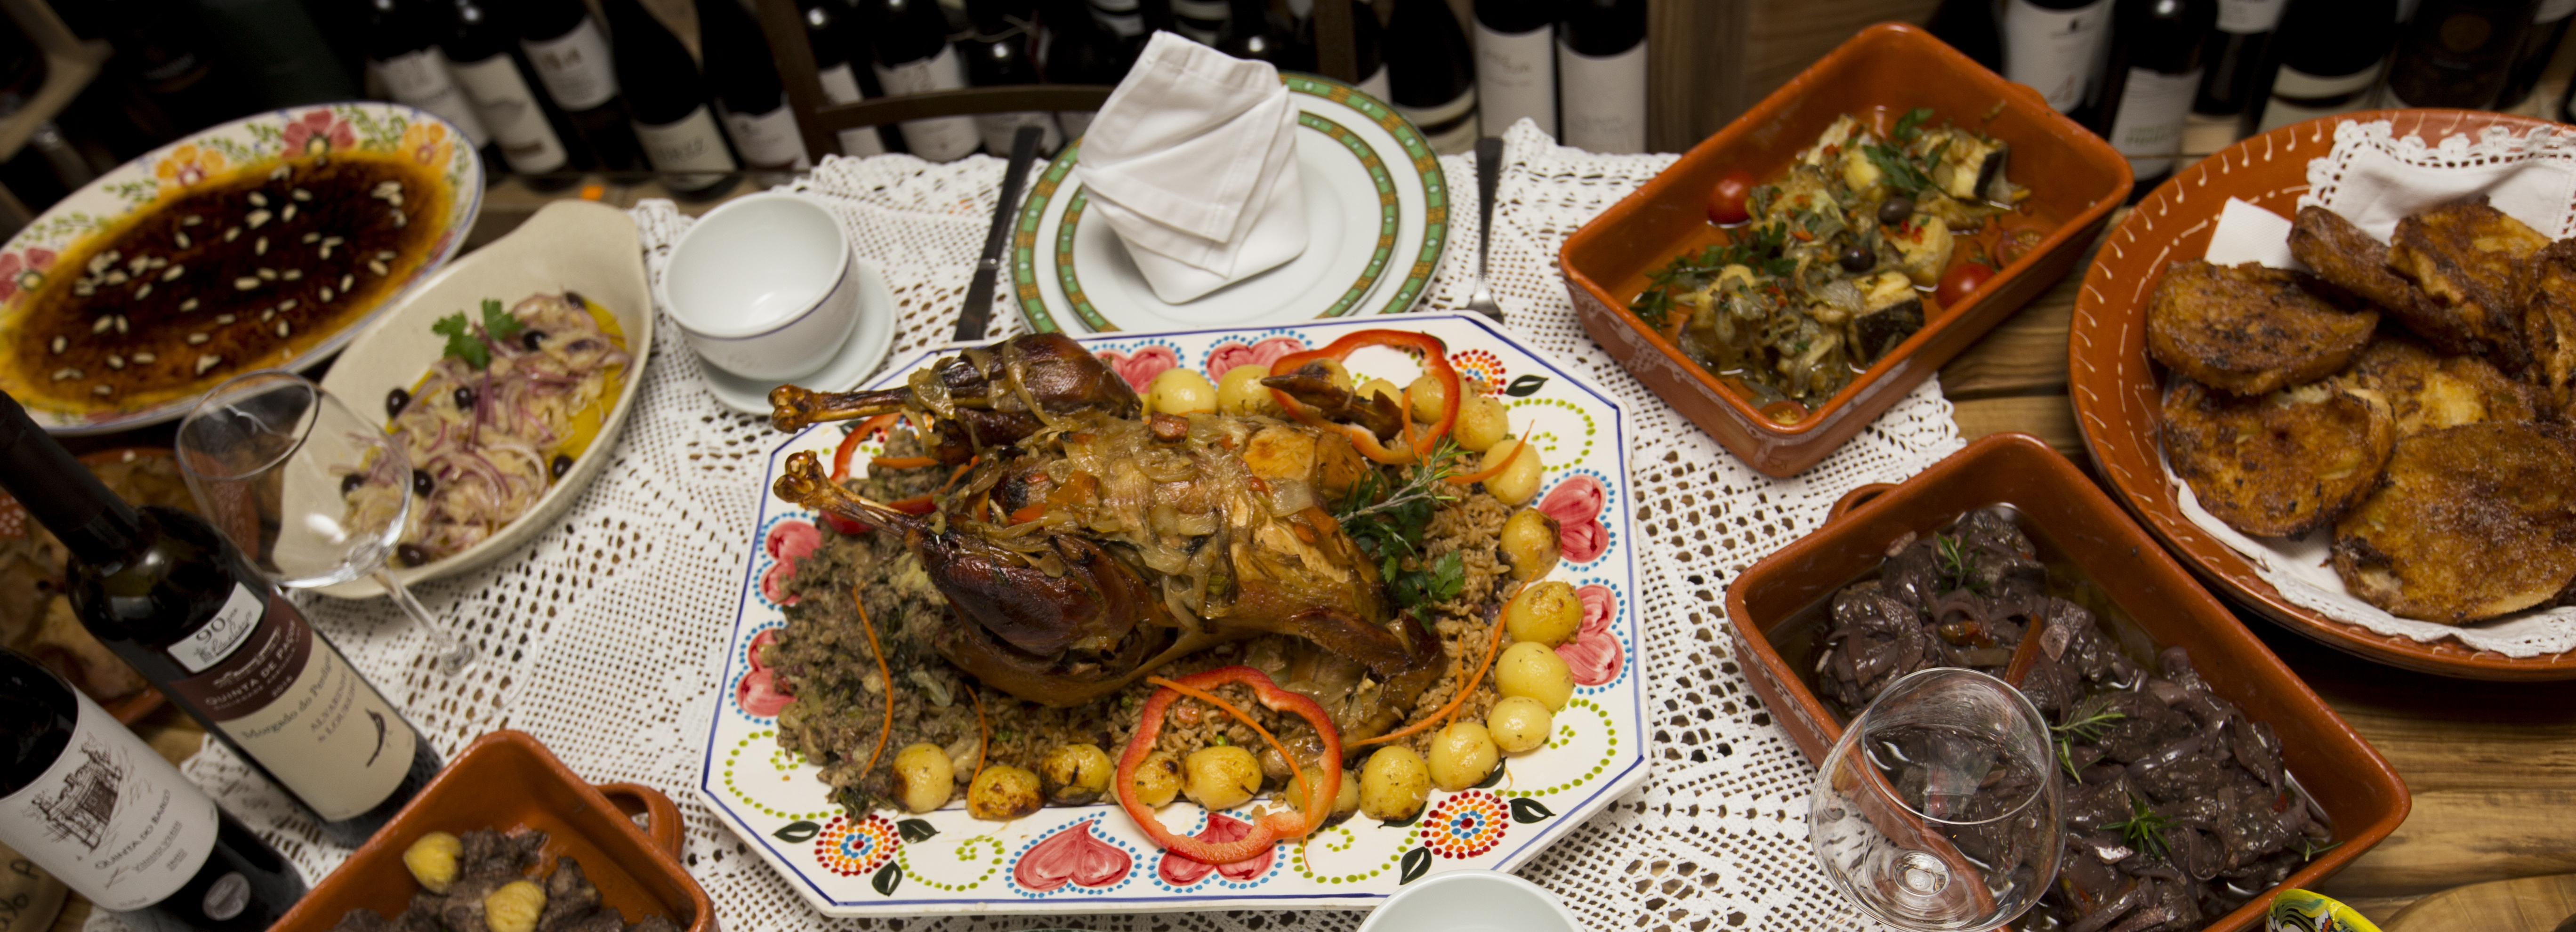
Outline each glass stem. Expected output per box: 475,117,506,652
372,569,475,675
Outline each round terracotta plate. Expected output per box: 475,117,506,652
2069,108,2576,681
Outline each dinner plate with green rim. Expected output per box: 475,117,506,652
1011,74,1448,333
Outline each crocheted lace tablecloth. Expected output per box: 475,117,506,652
96,121,1962,932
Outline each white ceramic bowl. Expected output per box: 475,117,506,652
1354,870,1583,932
659,192,858,380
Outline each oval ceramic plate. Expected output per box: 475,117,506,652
314,201,649,596
0,102,482,434
1012,74,1448,333
2068,109,2576,681
699,314,1645,916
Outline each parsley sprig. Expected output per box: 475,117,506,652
431,298,523,370
1629,220,1796,329
1336,442,1472,633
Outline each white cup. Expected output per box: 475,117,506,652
659,192,861,381
1355,870,1582,932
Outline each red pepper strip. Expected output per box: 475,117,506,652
1115,666,1342,865
869,455,940,470
829,413,902,482
1264,329,1459,465
1446,437,1523,485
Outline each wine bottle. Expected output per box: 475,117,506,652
1219,0,1304,65
963,0,1065,156
2193,0,2286,114
2001,0,2116,117
1092,0,1147,39
869,0,984,161
0,650,306,932
1927,0,2004,71
2094,0,2216,191
698,0,812,171
1173,0,1231,43
2239,0,2399,134
1474,0,1556,138
1039,0,1127,138
2384,0,2537,109
195,0,359,107
362,0,499,170
1350,0,1390,100
445,0,586,187
603,0,741,197
1558,0,1646,153
519,0,644,169
1388,0,1479,155
800,0,891,156
2497,0,2576,107
0,395,443,851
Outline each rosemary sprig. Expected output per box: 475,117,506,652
2050,694,2125,782
1336,442,1474,633
1935,534,1985,595
2296,838,2341,862
2106,795,2173,861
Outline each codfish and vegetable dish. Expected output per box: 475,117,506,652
752,330,1585,865
1631,107,2037,422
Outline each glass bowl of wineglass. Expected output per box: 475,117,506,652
1808,667,2060,932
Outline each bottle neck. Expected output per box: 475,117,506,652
0,395,145,567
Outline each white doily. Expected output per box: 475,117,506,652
92,121,1962,932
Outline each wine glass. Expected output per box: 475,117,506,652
174,370,476,675
1808,667,2060,932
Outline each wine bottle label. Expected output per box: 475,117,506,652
1474,21,1555,137
2544,0,2576,23
974,112,1063,159
875,47,982,162
634,106,741,191
523,18,619,111
373,50,494,147
1091,0,1144,38
165,585,419,821
2215,0,2288,34
2106,66,2201,176
1394,88,1480,156
2001,0,2114,113
2256,64,2383,132
1559,40,1647,154
449,53,572,174
1357,66,1392,104
0,690,217,911
722,96,813,170
1172,0,1226,43
816,64,887,157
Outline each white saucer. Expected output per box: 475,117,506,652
697,257,897,416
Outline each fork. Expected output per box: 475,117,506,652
1463,136,1506,324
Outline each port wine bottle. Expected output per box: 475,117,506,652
1387,0,1479,154
1558,0,1646,153
1473,0,1555,137
361,0,499,169
2094,0,2216,190
2383,0,2538,108
697,0,811,171
1039,0,1127,137
800,0,892,156
444,0,586,188
2497,0,2574,107
963,0,1064,155
2239,0,2399,133
519,0,644,169
2193,0,2286,115
603,0,741,197
2001,0,2115,117
869,0,983,161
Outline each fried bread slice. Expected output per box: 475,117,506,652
2146,260,2378,396
2163,376,2394,537
2290,206,2427,314
2332,421,2576,624
2524,238,2576,421
2342,334,2535,436
2386,195,2550,369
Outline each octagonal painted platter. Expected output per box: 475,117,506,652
698,313,1647,916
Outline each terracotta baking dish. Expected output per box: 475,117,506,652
1723,434,2408,932
271,730,716,932
1561,22,2130,477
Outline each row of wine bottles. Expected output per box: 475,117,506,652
1932,0,2576,192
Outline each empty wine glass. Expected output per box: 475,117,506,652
175,370,475,675
1808,667,2060,932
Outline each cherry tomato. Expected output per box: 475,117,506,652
1706,169,1755,225
1935,261,1995,309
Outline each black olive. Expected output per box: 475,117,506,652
1838,245,1875,272
563,290,588,309
340,473,364,495
522,329,547,351
411,468,435,496
453,386,475,410
386,387,411,418
395,543,429,568
1877,196,1915,227
550,453,573,481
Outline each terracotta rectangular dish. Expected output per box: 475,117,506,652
1560,23,2130,477
270,730,716,932
1722,433,2407,932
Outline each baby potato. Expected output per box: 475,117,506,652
1358,377,1403,409
1332,765,1361,819
1183,746,1264,811
1039,744,1114,805
1288,762,1352,817
967,765,1044,820
1480,437,1546,505
1454,395,1510,451
1148,368,1218,416
1427,722,1500,791
1359,747,1430,822
1406,372,1453,423
401,831,462,893
1495,641,1575,710
1315,358,1354,391
1129,750,1183,808
1487,696,1555,754
891,742,955,813
1499,508,1562,580
1216,364,1277,416
1505,580,1583,646
483,880,547,932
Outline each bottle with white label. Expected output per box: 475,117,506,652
698,0,812,171
445,0,585,188
800,0,891,156
2094,0,2216,191
869,0,984,161
1558,0,1645,153
604,0,741,198
2192,0,2286,115
0,394,443,851
2002,0,2116,119
519,0,644,169
362,0,498,170
2238,0,2399,135
1388,0,1480,154
1474,0,1556,138
1,650,306,932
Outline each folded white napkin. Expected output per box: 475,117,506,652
1078,32,1307,304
